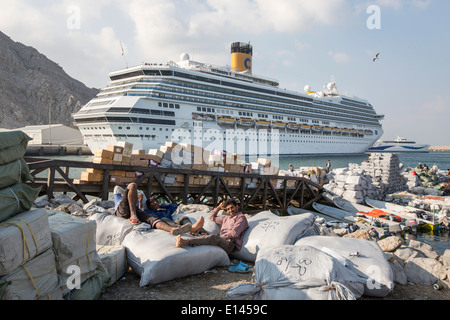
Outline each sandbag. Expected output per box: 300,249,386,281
0,129,31,165
123,228,230,286
89,212,135,246
231,211,318,262
0,158,34,189
0,183,41,223
295,236,394,297
0,208,53,276
96,245,128,287
47,211,97,263
227,245,365,300
0,248,61,300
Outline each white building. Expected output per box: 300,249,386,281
17,124,84,145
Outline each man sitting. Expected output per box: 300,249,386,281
176,198,249,254
113,183,204,235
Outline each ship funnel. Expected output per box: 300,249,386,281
231,42,252,74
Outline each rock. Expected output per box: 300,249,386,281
404,258,447,284
394,246,425,261
439,249,450,269
407,239,439,260
0,31,98,129
34,195,51,208
68,203,85,216
386,253,408,285
378,236,403,252
343,229,370,240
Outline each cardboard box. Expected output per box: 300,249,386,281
117,141,133,156
132,149,146,155
80,171,103,182
94,149,114,160
86,168,105,174
121,156,130,165
93,157,113,165
113,153,123,162
111,170,126,177
257,158,271,167
106,145,124,154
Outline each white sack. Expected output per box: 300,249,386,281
295,236,394,297
89,212,134,246
231,211,317,262
227,245,364,300
0,208,52,276
123,228,230,286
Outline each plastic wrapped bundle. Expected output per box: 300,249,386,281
0,208,53,276
1,249,61,300
0,183,41,223
0,158,34,189
0,129,31,165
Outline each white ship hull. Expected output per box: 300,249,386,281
74,43,384,156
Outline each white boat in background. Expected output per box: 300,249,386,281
365,198,440,231
368,136,430,153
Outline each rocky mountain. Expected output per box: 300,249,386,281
0,31,99,129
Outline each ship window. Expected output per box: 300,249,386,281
158,102,162,107
163,103,168,108
169,104,174,108
175,104,180,109
202,107,206,112
197,107,201,111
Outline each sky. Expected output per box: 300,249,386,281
0,0,449,145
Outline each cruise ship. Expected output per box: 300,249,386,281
73,42,384,156
368,137,430,153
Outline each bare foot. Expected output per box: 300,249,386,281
190,216,205,235
176,235,190,247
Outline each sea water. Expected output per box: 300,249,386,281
38,152,450,254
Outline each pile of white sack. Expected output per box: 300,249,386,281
324,153,409,204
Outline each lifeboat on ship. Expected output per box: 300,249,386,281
287,122,300,130
272,121,286,129
255,119,271,128
311,125,321,132
217,116,236,126
300,124,312,131
238,117,254,127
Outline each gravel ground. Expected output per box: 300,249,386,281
98,265,450,301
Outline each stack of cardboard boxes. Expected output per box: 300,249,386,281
76,141,312,189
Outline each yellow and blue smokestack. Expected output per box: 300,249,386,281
231,42,252,74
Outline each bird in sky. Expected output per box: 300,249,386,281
373,53,380,62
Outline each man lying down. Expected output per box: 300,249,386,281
113,182,204,236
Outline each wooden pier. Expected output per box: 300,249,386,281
25,157,324,213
